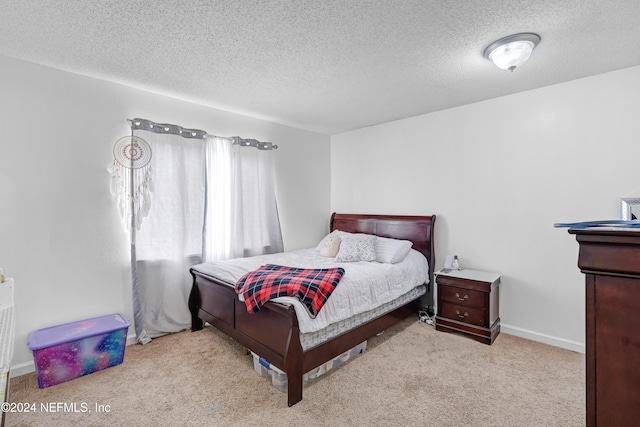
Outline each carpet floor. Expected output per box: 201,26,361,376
7,317,585,426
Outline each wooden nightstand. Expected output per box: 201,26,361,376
435,269,501,345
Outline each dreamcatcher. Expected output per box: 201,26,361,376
109,135,153,234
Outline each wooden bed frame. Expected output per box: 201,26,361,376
188,212,436,406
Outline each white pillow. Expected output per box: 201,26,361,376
335,234,377,262
316,230,352,250
376,236,413,264
319,235,341,257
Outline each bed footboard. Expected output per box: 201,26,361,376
189,268,421,406
189,269,305,406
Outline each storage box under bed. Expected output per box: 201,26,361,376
251,341,367,392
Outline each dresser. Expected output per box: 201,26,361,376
570,228,640,426
435,269,501,345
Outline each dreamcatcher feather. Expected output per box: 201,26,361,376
109,135,153,236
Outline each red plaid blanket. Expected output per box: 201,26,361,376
235,264,346,317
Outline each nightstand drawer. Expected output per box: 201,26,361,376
439,303,485,327
439,286,485,308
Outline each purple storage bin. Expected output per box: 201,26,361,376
28,313,130,388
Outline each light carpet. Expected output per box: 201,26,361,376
7,317,585,426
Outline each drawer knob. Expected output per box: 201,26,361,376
455,293,468,301
455,310,469,319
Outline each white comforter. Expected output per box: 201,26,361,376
191,248,429,334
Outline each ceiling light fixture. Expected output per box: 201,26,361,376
484,33,541,72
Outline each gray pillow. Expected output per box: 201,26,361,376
335,234,377,262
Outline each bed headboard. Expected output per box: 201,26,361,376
330,212,437,284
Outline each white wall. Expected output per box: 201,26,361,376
331,65,640,352
0,55,331,374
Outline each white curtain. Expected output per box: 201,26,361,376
203,136,232,261
229,140,283,258
134,130,206,339
124,120,283,342
203,136,283,261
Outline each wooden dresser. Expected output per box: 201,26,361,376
435,269,501,345
570,228,640,426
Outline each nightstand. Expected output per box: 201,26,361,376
435,269,501,345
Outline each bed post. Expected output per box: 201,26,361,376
188,270,203,331
284,308,304,406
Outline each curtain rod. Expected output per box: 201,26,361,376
127,118,278,150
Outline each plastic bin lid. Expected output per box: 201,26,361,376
28,313,130,350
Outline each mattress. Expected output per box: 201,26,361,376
300,284,425,350
191,247,429,334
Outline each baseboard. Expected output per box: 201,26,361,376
126,332,138,346
500,323,585,354
9,361,35,378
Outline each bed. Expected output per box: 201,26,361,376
188,212,436,406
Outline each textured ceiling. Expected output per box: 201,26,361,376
2,1,640,135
